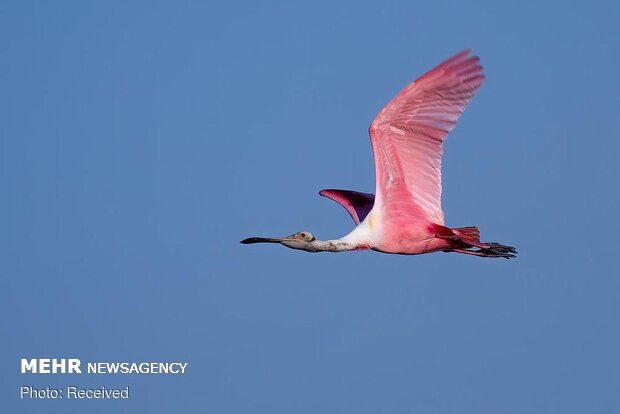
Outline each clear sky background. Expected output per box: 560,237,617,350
2,1,619,413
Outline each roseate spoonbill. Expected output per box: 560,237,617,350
241,50,516,258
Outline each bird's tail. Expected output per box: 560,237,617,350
431,223,517,259
452,225,517,259
452,226,480,242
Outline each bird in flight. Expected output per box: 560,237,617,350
242,50,516,258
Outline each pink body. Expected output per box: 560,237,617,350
322,50,493,255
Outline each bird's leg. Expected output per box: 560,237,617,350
452,242,517,259
451,248,504,258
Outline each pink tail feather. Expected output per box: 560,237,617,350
452,226,480,242
430,223,516,259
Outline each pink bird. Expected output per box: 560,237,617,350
242,50,516,258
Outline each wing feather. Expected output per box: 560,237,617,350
319,189,375,225
369,50,484,224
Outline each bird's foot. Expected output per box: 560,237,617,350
453,242,517,259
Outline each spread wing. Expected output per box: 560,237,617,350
368,50,484,225
319,189,375,225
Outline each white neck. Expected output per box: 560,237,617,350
307,219,374,252
305,239,361,252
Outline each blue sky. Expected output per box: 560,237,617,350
2,1,619,413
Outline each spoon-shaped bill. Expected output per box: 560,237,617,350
240,236,285,244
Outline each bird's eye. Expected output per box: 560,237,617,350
299,232,306,238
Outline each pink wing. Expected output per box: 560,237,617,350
319,189,375,225
369,50,484,225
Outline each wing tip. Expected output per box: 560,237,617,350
416,49,484,84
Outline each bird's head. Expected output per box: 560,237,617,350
241,231,319,252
